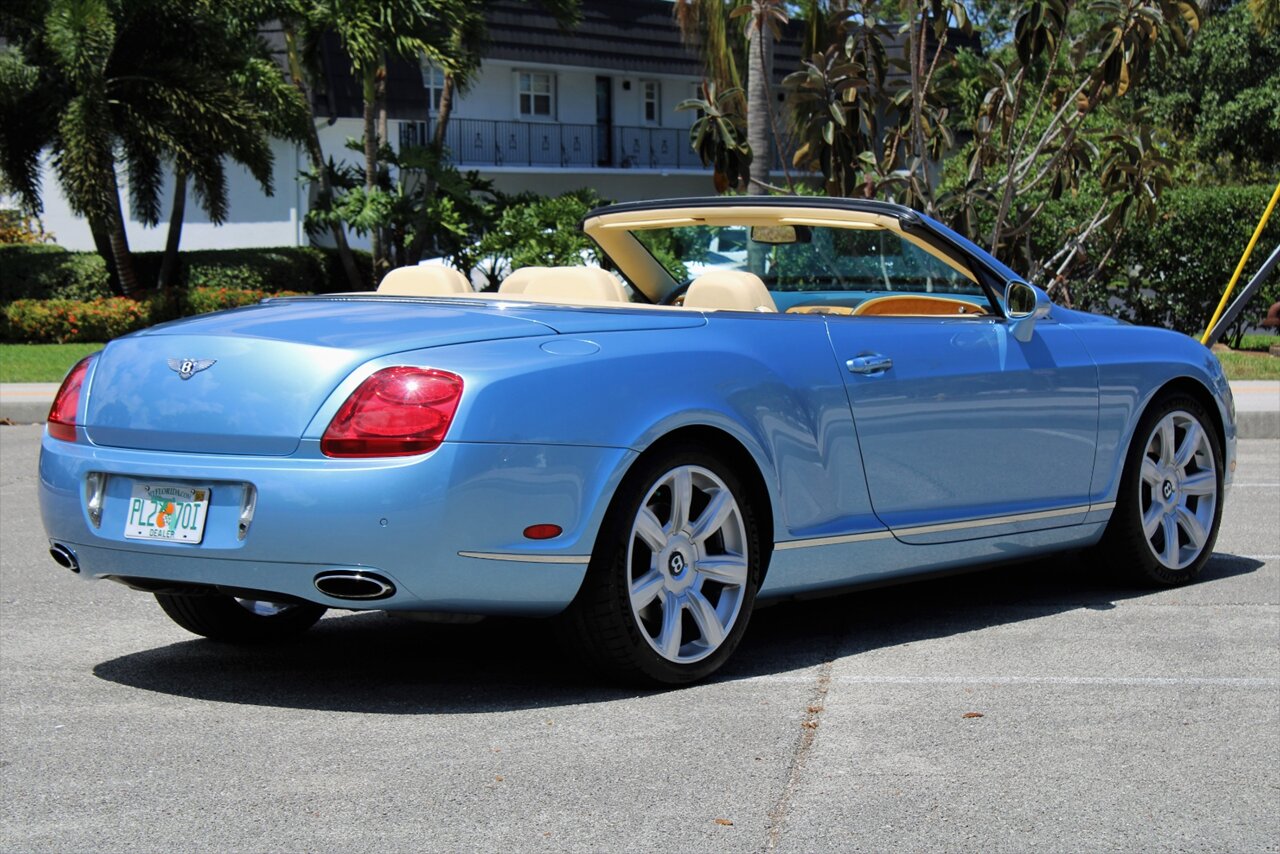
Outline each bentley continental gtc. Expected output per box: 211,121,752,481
38,197,1235,684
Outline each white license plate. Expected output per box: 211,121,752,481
124,482,212,544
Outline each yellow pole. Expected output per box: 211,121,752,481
1201,179,1280,344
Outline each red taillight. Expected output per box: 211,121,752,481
321,367,463,458
47,355,96,442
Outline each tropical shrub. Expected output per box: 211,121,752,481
1,297,152,343
2,287,303,343
0,245,368,304
0,210,54,245
0,245,112,303
473,190,606,290
1077,185,1280,344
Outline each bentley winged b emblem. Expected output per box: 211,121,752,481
167,358,216,380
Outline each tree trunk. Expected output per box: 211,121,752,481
376,63,400,269
431,74,456,151
746,23,771,197
746,22,771,276
283,22,363,292
103,166,141,297
88,217,122,296
157,170,187,291
405,73,458,265
363,66,383,288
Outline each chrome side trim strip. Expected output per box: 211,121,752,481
775,502,1114,551
458,551,591,564
774,530,895,551
893,504,1091,536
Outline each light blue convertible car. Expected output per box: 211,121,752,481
39,197,1235,684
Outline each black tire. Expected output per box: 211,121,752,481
155,593,326,643
559,443,763,686
1100,393,1224,586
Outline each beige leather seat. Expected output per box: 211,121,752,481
377,265,472,296
683,270,777,312
498,266,541,295
501,266,629,304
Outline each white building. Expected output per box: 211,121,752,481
29,0,751,252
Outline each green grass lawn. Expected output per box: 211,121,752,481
2,340,1278,383
1234,333,1279,352
0,343,104,383
1215,350,1280,380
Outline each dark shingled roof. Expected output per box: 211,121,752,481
308,1,975,120
485,0,809,79
485,0,703,76
315,32,431,122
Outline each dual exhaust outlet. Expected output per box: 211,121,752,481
313,570,395,601
47,543,393,602
49,543,79,573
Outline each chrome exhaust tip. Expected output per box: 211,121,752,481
50,543,79,573
313,570,395,600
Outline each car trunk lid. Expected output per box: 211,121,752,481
83,298,557,455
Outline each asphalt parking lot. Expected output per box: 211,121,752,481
1,423,1276,853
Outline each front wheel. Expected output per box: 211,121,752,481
155,593,327,643
561,445,763,685
1101,394,1224,586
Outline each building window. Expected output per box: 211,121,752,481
420,61,445,115
642,81,660,124
518,71,555,118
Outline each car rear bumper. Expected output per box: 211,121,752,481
39,432,634,616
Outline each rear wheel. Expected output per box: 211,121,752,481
155,593,326,643
561,445,762,685
1101,394,1223,586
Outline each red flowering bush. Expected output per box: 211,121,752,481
2,297,150,343
2,288,304,343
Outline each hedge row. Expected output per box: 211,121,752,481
0,245,373,304
1107,185,1280,338
2,287,304,343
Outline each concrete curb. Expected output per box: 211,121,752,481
3,382,1277,437
1238,410,1279,439
1230,381,1280,439
0,385,60,426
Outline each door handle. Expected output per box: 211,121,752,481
846,354,893,375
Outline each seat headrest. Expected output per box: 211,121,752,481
504,267,629,303
683,270,777,312
498,266,541,294
377,265,472,296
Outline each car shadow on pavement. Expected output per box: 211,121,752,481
92,551,1263,713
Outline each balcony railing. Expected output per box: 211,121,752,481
400,118,708,171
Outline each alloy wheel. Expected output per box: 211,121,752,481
1138,410,1219,570
627,465,750,664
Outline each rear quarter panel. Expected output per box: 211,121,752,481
368,311,879,544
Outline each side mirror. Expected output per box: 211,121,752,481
1005,281,1051,343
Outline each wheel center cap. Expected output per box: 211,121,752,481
1162,480,1175,501
668,551,688,576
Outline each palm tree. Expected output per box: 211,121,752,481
294,0,580,281
675,0,787,195
149,13,310,289
304,0,472,285
0,0,307,296
407,0,578,265
734,0,789,195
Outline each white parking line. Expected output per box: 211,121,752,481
751,675,1280,687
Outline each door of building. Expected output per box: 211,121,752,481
595,77,613,167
